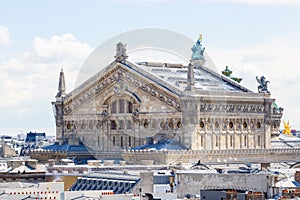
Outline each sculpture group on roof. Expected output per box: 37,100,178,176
256,76,270,93
282,121,292,135
191,35,205,60
222,66,242,83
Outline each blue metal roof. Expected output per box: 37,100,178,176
292,181,300,188
25,132,46,143
132,139,188,151
42,143,90,152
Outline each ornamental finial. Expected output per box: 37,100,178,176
56,68,66,97
115,42,128,62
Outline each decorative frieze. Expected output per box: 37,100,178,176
63,65,181,115
198,117,264,133
199,103,264,114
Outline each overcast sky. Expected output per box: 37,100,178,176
0,0,300,136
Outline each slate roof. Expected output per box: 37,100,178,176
70,172,140,194
25,132,46,143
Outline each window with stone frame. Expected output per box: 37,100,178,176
119,99,125,113
126,120,132,129
111,101,117,113
120,136,124,147
110,99,134,114
244,135,247,146
215,135,219,147
119,120,125,130
112,136,116,146
128,101,133,113
128,136,132,147
111,120,117,130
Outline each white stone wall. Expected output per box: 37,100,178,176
176,173,272,198
53,62,282,159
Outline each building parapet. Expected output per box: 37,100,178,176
125,148,300,155
123,148,300,165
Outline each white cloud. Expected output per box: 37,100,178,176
0,34,93,135
209,37,300,129
0,25,11,45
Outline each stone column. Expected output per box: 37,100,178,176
264,97,273,148
181,97,199,150
52,100,64,144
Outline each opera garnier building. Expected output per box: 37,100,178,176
42,35,300,166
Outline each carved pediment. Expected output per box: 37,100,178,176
63,61,181,115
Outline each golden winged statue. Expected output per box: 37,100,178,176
282,120,292,135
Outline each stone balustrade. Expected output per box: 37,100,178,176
123,148,300,165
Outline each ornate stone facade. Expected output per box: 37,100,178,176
52,41,283,161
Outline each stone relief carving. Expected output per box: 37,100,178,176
199,103,264,114
63,67,181,114
198,117,264,133
114,79,126,96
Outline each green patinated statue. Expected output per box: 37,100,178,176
222,66,242,83
256,76,270,93
191,34,205,60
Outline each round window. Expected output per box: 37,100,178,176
243,122,248,129
200,121,205,128
229,121,234,129
81,122,86,129
96,121,101,129
144,121,149,128
168,121,174,129
177,121,182,128
215,122,219,129
257,122,261,129
66,123,71,130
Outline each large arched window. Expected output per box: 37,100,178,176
110,99,133,114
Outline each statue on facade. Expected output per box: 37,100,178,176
115,42,128,62
191,34,205,60
222,66,242,83
256,76,270,93
282,120,292,135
